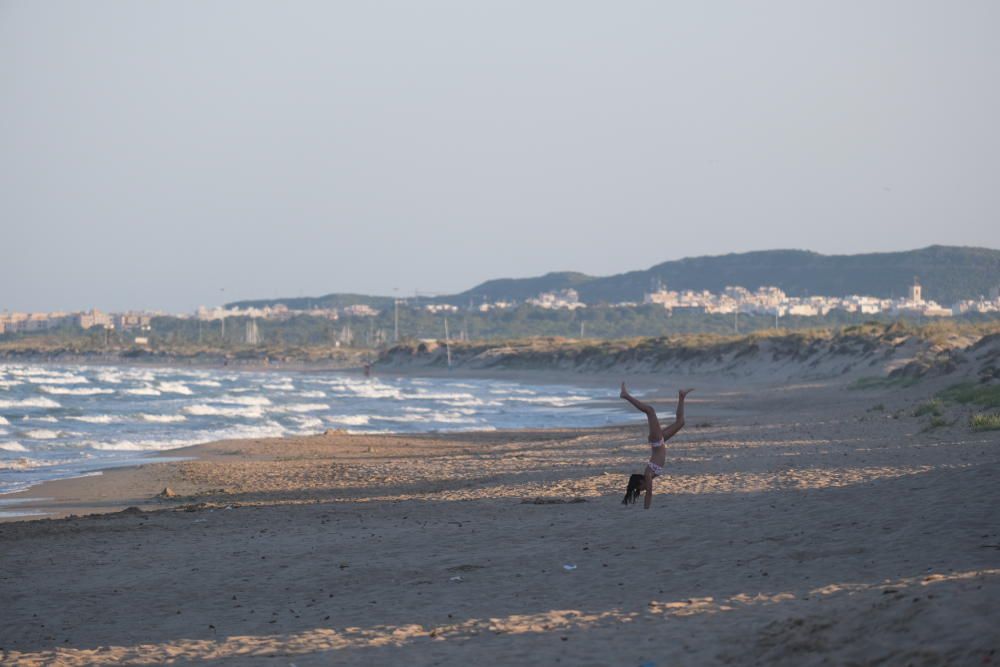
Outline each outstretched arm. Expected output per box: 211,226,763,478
661,388,693,440
643,468,654,509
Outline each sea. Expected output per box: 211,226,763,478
0,363,623,494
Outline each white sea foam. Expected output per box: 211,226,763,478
408,391,477,401
86,440,147,451
0,380,25,389
24,415,58,423
123,386,161,396
85,420,286,452
13,370,59,378
0,442,28,452
280,403,328,413
139,413,187,423
263,382,295,391
0,457,43,470
40,386,114,396
28,375,89,385
290,416,324,431
327,415,370,426
156,382,193,395
343,383,402,399
24,429,60,439
183,404,264,419
96,371,123,384
0,397,61,409
441,398,501,408
506,395,591,406
190,380,222,387
214,395,272,406
297,390,326,398
69,414,122,424
0,416,9,425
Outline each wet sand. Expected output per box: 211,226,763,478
1,377,998,665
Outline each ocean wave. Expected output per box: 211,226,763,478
86,440,148,451
40,386,114,396
0,457,44,470
0,397,61,409
441,398,502,408
156,382,193,395
28,375,89,385
69,415,123,424
23,415,58,423
0,416,9,425
0,441,28,452
0,380,25,389
327,415,370,426
84,420,287,452
96,372,123,384
341,383,402,399
296,390,326,398
214,395,272,406
279,403,328,413
123,386,161,396
289,416,324,431
408,391,477,401
139,413,188,423
190,380,222,387
182,404,264,419
24,429,61,440
263,382,295,391
505,395,591,406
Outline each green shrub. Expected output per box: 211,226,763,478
970,413,1000,431
849,376,919,391
913,400,943,417
938,383,1000,408
921,416,954,432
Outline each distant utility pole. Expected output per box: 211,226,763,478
393,288,399,342
444,316,452,369
220,288,226,342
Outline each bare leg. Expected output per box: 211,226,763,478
620,383,663,442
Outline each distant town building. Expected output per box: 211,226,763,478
115,312,152,331
424,304,459,314
526,289,586,310
342,304,380,318
77,309,113,329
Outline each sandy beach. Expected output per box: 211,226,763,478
1,374,998,665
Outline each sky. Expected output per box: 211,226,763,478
3,1,998,312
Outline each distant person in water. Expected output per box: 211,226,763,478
620,383,693,509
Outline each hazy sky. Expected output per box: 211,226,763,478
3,1,998,312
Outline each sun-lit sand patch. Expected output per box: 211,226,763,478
8,568,997,665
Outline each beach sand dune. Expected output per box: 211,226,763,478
1,379,998,665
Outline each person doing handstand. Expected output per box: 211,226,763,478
620,383,693,509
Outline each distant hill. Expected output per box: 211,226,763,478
228,246,1000,309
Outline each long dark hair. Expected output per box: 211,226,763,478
622,473,645,505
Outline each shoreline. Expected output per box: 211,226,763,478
0,372,754,521
1,363,719,502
